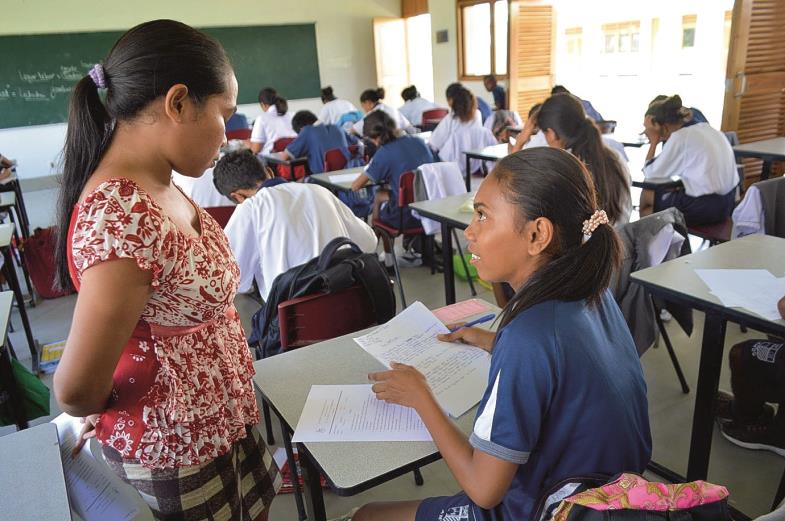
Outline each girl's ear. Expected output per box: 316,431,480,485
527,217,554,256
163,84,190,123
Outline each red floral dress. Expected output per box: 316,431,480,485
68,178,260,469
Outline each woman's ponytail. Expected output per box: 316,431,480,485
274,96,288,116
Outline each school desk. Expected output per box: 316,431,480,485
0,423,72,520
632,234,785,518
252,300,497,521
733,137,785,181
409,192,475,305
309,166,367,191
0,172,31,235
262,152,309,181
463,143,508,192
0,223,38,371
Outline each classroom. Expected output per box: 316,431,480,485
0,0,784,520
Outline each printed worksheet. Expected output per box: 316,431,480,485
354,301,491,418
292,385,432,442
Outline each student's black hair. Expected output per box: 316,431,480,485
528,102,542,119
212,149,271,199
320,85,336,103
291,110,318,134
491,147,622,329
451,86,476,123
445,82,464,100
259,87,288,116
646,95,691,126
550,85,569,95
401,85,419,102
55,19,232,290
483,74,497,85
360,87,385,104
537,93,630,225
363,110,398,144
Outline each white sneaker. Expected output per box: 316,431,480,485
659,309,672,322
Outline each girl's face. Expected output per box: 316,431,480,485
361,100,375,113
543,128,566,149
465,175,551,290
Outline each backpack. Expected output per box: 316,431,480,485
21,227,75,299
248,237,395,359
534,473,731,521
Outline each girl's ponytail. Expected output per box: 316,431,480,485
274,96,288,116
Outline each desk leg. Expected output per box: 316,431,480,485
2,247,37,372
441,223,456,305
11,180,30,230
761,160,772,181
297,443,327,521
686,312,726,481
464,156,471,192
280,421,307,521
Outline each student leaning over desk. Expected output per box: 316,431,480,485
52,19,279,520
345,148,651,521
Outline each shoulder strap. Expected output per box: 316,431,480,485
316,237,362,272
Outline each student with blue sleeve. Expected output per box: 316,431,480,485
279,110,354,174
342,148,652,521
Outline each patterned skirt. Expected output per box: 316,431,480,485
102,426,281,521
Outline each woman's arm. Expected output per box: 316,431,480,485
351,172,371,191
249,142,263,154
54,259,153,416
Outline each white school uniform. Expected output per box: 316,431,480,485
482,110,523,133
224,183,378,299
428,113,483,153
642,123,738,197
399,97,440,127
353,102,413,135
250,106,296,154
318,98,359,125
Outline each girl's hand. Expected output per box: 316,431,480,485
643,115,662,144
778,296,785,319
438,326,495,353
72,414,100,457
369,362,434,410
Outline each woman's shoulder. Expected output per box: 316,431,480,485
79,177,146,208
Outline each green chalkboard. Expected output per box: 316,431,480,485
0,24,321,129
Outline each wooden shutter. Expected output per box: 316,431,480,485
721,0,785,184
402,0,428,18
508,1,554,121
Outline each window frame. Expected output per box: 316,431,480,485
456,0,510,81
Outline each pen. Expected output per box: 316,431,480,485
449,313,496,333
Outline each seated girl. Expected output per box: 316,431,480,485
346,147,652,521
352,87,413,136
399,85,440,128
280,110,356,174
249,87,296,155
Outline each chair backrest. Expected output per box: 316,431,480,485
226,128,252,141
323,148,348,172
397,170,417,208
421,108,449,125
203,206,236,229
273,137,296,152
277,285,379,351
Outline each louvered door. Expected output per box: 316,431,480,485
508,1,554,120
721,0,785,184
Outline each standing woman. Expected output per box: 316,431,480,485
53,20,280,520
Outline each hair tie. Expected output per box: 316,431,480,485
88,63,107,90
582,209,609,242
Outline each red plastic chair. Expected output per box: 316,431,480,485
323,148,348,172
271,137,307,180
688,218,733,246
203,206,236,229
226,128,251,140
421,108,449,131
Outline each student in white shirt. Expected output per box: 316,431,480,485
429,85,482,154
214,150,377,300
249,87,296,155
352,87,413,136
640,95,738,226
318,85,359,126
399,85,439,128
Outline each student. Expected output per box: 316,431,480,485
249,87,296,155
345,147,651,521
640,95,738,225
429,86,481,157
552,84,604,122
483,74,506,110
716,296,785,456
215,149,377,300
278,110,354,174
353,87,413,136
52,20,279,520
318,85,359,126
512,93,632,225
399,85,439,128
650,94,708,125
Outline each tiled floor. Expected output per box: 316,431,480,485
2,184,782,519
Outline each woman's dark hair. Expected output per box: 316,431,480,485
259,87,287,116
550,85,569,95
360,87,385,104
56,19,232,290
213,149,269,199
450,86,476,123
537,93,630,224
401,85,419,102
646,95,691,126
291,110,318,133
445,82,463,100
363,110,398,144
320,85,336,103
492,147,622,328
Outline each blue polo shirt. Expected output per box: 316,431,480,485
285,124,351,174
477,97,492,123
491,85,506,110
466,291,651,519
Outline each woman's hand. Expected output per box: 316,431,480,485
369,362,434,410
643,115,662,145
778,295,785,319
438,326,495,353
72,414,100,457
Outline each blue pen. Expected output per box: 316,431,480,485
449,313,496,333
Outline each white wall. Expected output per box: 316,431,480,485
0,0,400,183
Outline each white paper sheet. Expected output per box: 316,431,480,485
292,385,432,442
694,269,785,321
354,301,491,418
330,172,362,184
52,414,139,521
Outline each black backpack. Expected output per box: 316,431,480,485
248,237,395,359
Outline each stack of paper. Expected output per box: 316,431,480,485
694,269,785,321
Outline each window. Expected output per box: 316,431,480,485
457,0,509,79
682,15,697,48
601,21,640,54
566,27,582,57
